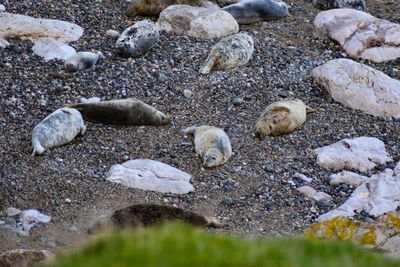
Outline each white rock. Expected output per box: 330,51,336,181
313,192,332,202
0,4,5,12
32,38,76,61
313,9,400,62
314,137,392,172
65,51,100,72
20,210,51,232
318,168,400,222
200,0,221,11
6,207,22,217
312,58,400,118
296,185,331,202
183,89,193,98
157,5,239,40
105,29,120,39
294,172,313,183
296,185,317,197
329,171,368,186
106,159,195,194
0,37,8,49
0,12,83,42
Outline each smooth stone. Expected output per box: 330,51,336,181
32,38,76,61
106,159,194,194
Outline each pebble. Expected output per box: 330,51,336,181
183,89,193,98
105,29,120,39
69,226,78,232
158,73,168,83
0,4,5,12
222,197,234,206
232,97,244,106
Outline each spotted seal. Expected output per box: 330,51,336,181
116,20,159,58
64,98,170,126
31,107,86,156
64,51,102,72
254,99,315,138
183,125,232,168
312,0,366,11
222,0,289,24
126,0,203,17
199,33,254,74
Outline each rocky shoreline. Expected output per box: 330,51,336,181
1,0,400,257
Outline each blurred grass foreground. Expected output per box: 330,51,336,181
44,222,399,267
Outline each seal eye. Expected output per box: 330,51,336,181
212,156,216,161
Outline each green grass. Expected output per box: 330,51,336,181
44,222,399,267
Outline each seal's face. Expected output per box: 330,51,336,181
203,149,223,168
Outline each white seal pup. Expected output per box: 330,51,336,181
183,125,232,168
31,107,86,156
223,0,289,24
116,20,159,58
64,51,102,72
199,33,254,74
254,99,315,138
126,0,202,17
312,0,366,11
64,98,170,126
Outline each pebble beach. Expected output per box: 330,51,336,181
1,0,400,253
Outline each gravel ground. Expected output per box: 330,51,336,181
1,0,400,253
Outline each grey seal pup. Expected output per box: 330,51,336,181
222,0,289,24
116,20,159,58
31,107,86,156
254,99,315,137
64,51,102,72
312,0,366,11
65,98,170,126
183,125,232,168
200,33,254,74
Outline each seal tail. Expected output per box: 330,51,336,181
183,125,198,135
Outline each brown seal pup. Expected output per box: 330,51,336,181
254,99,315,138
64,98,170,126
183,125,232,168
126,0,202,17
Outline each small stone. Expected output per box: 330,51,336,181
183,89,193,98
222,197,233,206
6,207,22,217
0,4,5,12
47,241,56,248
105,29,120,39
232,97,243,106
69,226,78,232
158,73,168,83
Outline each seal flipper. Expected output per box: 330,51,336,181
183,125,198,135
200,54,222,74
306,106,316,114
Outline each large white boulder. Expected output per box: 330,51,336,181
0,12,83,43
314,136,392,172
32,38,76,61
318,164,400,222
313,9,400,62
312,58,400,118
106,159,195,194
157,5,239,40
